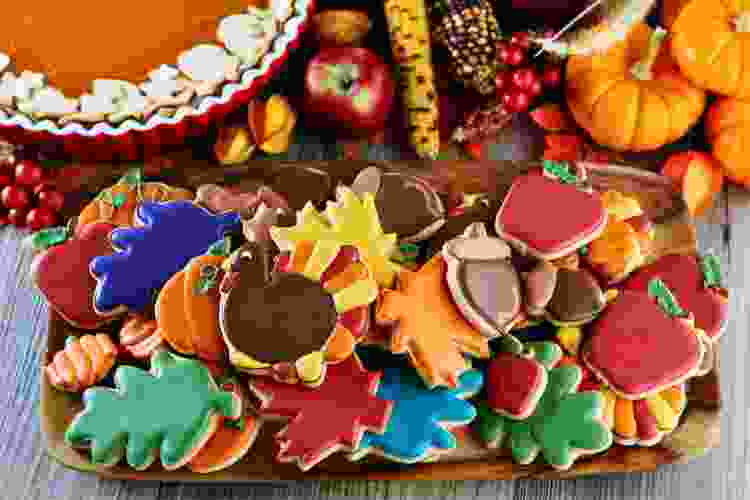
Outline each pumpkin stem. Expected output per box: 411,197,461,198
733,13,750,32
630,27,667,81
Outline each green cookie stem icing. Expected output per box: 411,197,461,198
542,160,579,185
648,278,688,318
207,236,233,257
29,225,70,251
64,351,240,470
701,253,722,289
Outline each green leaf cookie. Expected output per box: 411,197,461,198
64,351,241,471
473,343,613,470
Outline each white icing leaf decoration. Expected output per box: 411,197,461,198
178,44,238,82
141,79,182,99
148,65,179,82
29,88,78,116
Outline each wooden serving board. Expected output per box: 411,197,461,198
39,160,720,481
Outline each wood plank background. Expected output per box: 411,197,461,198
0,138,747,498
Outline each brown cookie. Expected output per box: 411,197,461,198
547,268,606,325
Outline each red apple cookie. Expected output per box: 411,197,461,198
486,352,549,420
495,165,607,260
350,166,446,242
582,285,706,399
442,222,523,337
623,253,728,342
220,241,377,386
32,222,117,329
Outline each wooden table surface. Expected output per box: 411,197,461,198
0,141,747,499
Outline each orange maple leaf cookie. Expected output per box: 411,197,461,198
375,254,491,389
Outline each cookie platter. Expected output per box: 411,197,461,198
38,160,723,480
0,0,314,160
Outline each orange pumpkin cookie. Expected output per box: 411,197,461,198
156,253,228,362
45,334,117,392
375,254,491,389
77,170,193,230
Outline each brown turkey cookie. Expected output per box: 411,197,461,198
219,241,376,387
350,166,446,242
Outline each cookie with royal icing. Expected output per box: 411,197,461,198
64,350,242,470
32,222,118,329
350,166,446,242
546,267,606,325
219,241,377,386
78,169,193,231
582,284,707,400
623,253,729,342
443,222,523,337
348,364,483,464
45,334,118,393
195,184,290,215
248,355,392,471
375,254,492,389
118,315,162,360
495,167,607,260
90,201,241,314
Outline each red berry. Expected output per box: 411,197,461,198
0,172,12,186
14,160,44,186
37,190,65,212
503,90,531,112
26,207,57,231
542,66,562,88
0,215,7,226
510,31,531,49
528,79,543,97
495,72,508,92
33,182,54,196
464,142,482,160
504,45,525,66
1,185,30,209
8,208,27,227
511,68,539,91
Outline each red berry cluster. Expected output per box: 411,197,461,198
0,159,63,230
495,31,563,112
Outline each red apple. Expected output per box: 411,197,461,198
26,207,57,230
1,185,30,209
304,47,394,134
37,190,65,212
14,160,44,186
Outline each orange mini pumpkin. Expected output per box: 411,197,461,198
705,97,750,187
669,0,750,98
566,23,706,152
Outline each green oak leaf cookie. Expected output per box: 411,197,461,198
473,341,613,470
64,350,242,471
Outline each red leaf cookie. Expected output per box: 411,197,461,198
248,356,392,471
32,222,117,329
582,290,705,399
623,254,729,342
375,254,492,388
495,168,607,260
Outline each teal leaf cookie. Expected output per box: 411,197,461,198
349,364,483,464
472,341,613,470
90,201,241,313
64,350,241,470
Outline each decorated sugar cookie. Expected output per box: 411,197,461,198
485,341,563,421
195,184,290,215
248,355,392,471
64,350,242,470
443,223,523,338
268,165,335,210
348,364,483,464
597,384,688,446
350,166,446,242
77,169,193,230
376,254,491,388
524,262,606,325
118,315,162,360
32,222,117,329
623,253,728,342
187,416,260,474
156,241,232,362
472,341,613,470
45,334,118,393
495,163,607,260
582,281,707,399
271,186,401,288
90,201,241,314
220,241,377,386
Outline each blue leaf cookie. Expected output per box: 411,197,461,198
90,201,241,313
348,363,483,464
